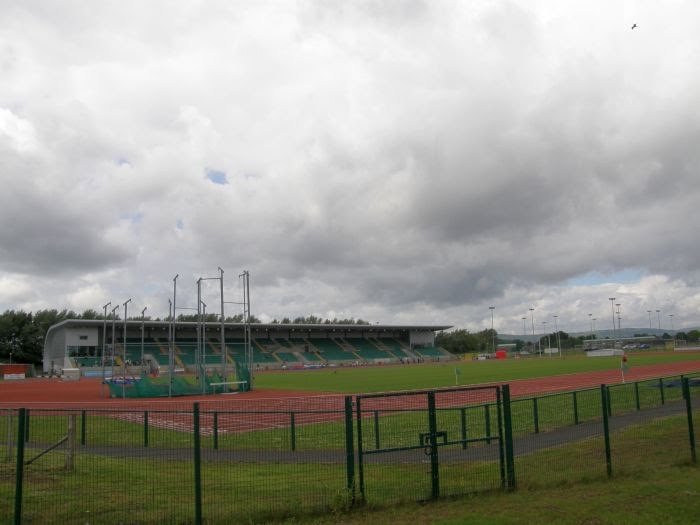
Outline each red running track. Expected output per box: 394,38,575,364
1,359,699,434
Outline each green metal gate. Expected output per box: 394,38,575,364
355,386,514,503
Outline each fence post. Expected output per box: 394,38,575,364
496,387,506,489
14,408,26,525
485,404,492,444
66,414,76,471
427,392,440,499
193,403,202,525
144,411,149,448
5,409,13,463
572,391,579,425
24,409,29,443
374,410,380,450
682,377,696,463
659,378,665,405
601,385,612,478
460,407,468,449
213,412,218,450
355,397,365,501
344,396,355,501
634,382,640,411
80,411,86,446
502,385,516,490
606,386,612,417
533,398,539,434
290,412,296,452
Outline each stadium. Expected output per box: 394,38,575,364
42,318,454,376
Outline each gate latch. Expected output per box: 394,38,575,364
420,431,448,448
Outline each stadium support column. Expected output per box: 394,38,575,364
101,302,111,398
218,267,226,383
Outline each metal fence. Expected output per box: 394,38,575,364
1,374,697,524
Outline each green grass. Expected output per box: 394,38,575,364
254,353,700,393
1,409,697,524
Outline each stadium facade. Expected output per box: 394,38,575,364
43,319,453,376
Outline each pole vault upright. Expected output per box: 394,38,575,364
218,267,227,384
239,270,252,389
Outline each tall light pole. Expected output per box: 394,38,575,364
592,318,597,334
656,309,661,331
647,310,653,331
542,321,548,357
101,301,111,398
529,308,536,356
141,306,147,376
588,313,593,335
616,303,622,334
489,306,495,354
609,297,616,346
669,314,674,331
553,315,561,358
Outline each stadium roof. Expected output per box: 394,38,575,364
47,319,453,332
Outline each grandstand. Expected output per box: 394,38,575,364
43,320,453,376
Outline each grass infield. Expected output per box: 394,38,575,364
253,353,700,393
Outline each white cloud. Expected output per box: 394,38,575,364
1,1,699,332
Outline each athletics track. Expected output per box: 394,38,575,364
1,358,699,435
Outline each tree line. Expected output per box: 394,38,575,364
0,309,372,365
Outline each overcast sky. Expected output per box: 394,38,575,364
1,1,699,334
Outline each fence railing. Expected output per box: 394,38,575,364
1,374,697,524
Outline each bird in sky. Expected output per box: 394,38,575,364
631,23,638,30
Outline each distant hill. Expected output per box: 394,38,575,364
499,326,700,343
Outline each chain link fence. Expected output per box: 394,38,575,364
1,374,697,524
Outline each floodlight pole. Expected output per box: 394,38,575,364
101,301,111,398
609,298,616,346
489,307,495,354
669,314,674,331
616,304,622,333
589,313,593,336
553,315,561,358
542,321,547,357
656,309,661,331
141,306,147,376
529,308,536,356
